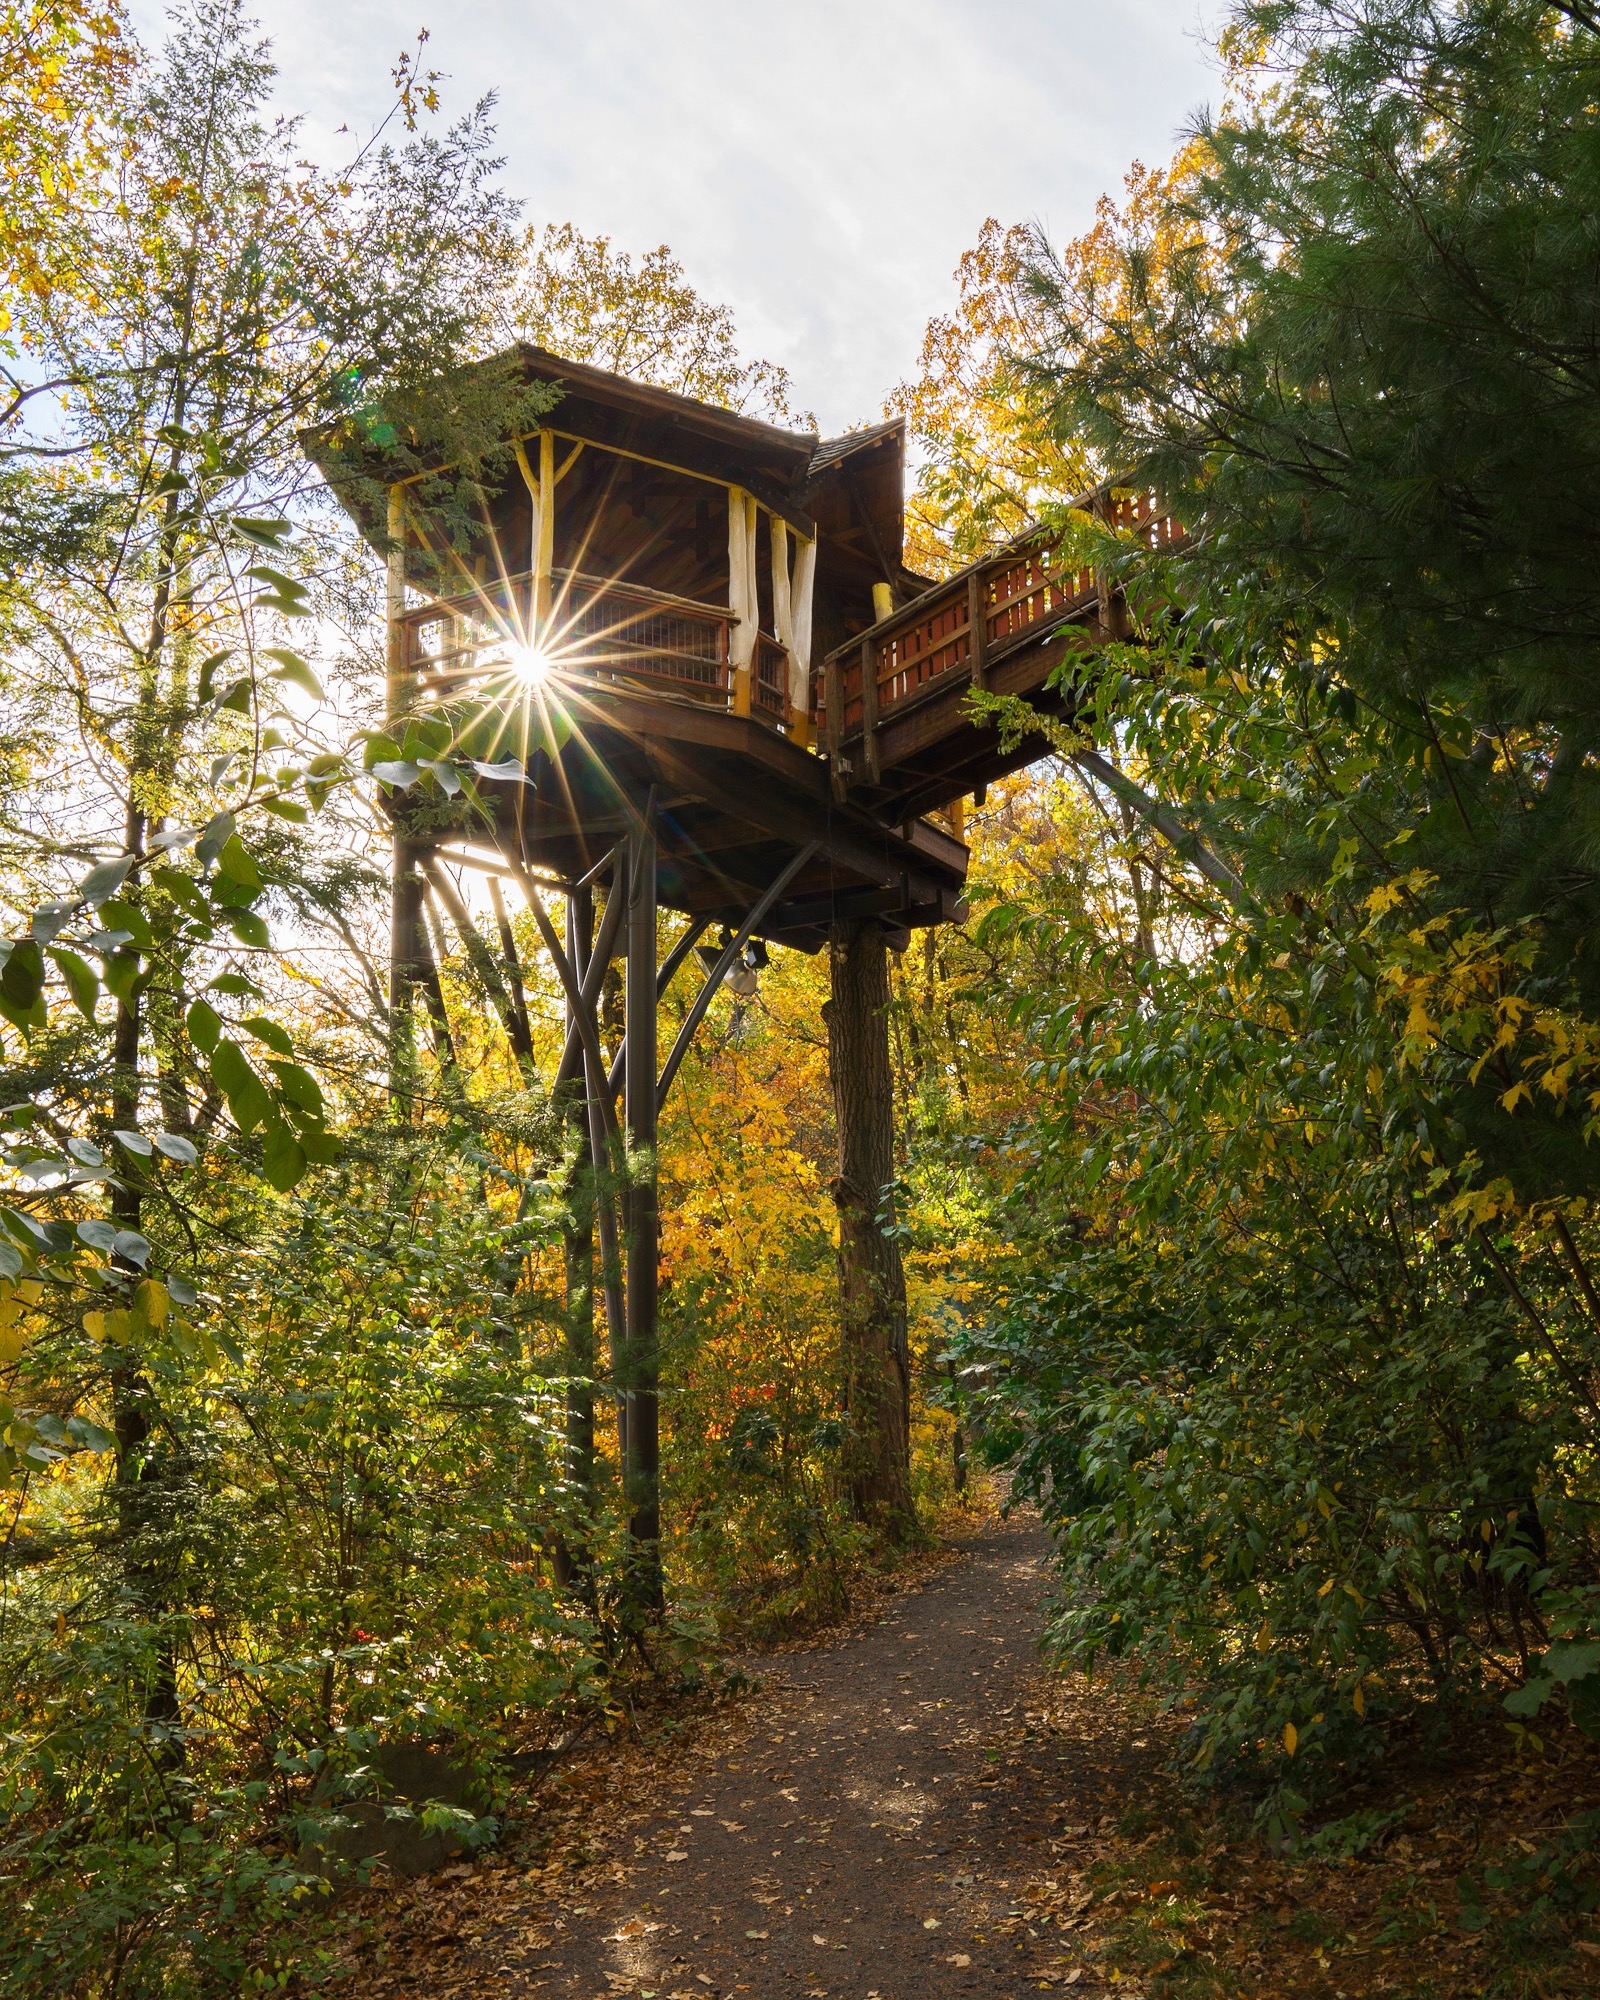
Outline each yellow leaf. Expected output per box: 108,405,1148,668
15,1281,41,1305
133,1280,169,1332
1317,1578,1335,1598
1254,1620,1273,1653
0,1325,23,1365
1283,1722,1298,1756
1352,1684,1365,1718
1500,1080,1531,1114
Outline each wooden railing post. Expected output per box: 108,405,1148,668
967,569,987,691
860,635,881,786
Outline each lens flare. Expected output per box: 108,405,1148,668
509,643,554,686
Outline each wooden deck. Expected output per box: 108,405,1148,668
816,487,1181,820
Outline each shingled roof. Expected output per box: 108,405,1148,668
807,418,904,478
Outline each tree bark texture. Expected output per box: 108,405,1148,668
826,919,913,1533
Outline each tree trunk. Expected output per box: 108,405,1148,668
826,919,913,1535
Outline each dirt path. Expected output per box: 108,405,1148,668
357,1509,1151,1998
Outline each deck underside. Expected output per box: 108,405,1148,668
399,681,969,950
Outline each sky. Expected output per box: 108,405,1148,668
135,0,1221,434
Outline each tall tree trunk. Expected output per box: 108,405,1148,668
826,919,913,1535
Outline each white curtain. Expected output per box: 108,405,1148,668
727,486,757,676
789,534,816,715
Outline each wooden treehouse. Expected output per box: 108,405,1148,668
318,345,1177,1599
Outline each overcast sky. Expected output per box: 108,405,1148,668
134,0,1220,435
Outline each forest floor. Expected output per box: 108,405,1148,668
325,1507,1600,2000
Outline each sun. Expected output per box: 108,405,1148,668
508,642,554,687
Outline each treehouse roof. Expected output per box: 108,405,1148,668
312,342,911,578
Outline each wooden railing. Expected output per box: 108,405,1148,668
815,487,1181,746
398,568,794,724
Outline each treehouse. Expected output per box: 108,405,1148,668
313,345,1179,1602
321,346,966,950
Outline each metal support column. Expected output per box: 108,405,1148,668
622,812,662,1612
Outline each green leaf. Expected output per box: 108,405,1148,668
261,796,309,823
262,648,324,701
196,812,235,868
298,1124,340,1166
267,1059,325,1116
231,515,292,547
113,1129,153,1156
196,649,233,703
186,998,222,1054
241,1015,293,1057
419,758,462,797
403,715,453,759
219,677,252,713
93,899,154,948
75,1219,117,1253
371,760,422,789
361,732,403,771
114,1230,151,1269
101,952,142,1004
66,1416,115,1453
210,1038,272,1133
226,908,270,948
152,1131,198,1165
48,947,99,1021
0,939,46,1031
215,835,262,897
78,856,133,906
261,1121,309,1192
206,973,262,997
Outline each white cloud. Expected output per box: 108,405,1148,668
133,0,1218,429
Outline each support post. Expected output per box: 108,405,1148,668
387,839,424,1105
555,886,598,1600
826,919,913,1537
385,484,420,1104
622,816,662,1613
